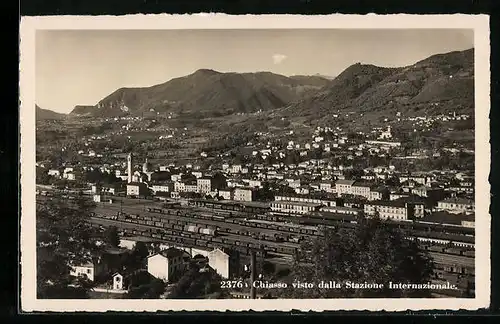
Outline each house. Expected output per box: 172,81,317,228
63,173,77,181
461,214,475,228
233,187,256,202
242,179,262,188
364,198,425,221
319,182,335,193
102,183,125,195
275,194,322,205
320,205,360,216
286,179,301,189
69,262,98,282
185,183,199,193
126,182,149,197
208,248,233,279
174,181,186,192
218,188,233,200
150,182,174,194
411,186,446,202
369,187,386,201
350,182,372,200
295,186,310,195
48,169,60,177
231,164,242,174
437,198,475,213
270,201,322,215
197,177,212,194
119,238,137,250
147,248,186,282
335,179,355,197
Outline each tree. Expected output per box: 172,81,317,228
127,275,166,299
36,167,53,185
277,215,434,298
123,241,150,272
255,182,274,202
104,226,120,248
262,261,276,277
36,196,100,298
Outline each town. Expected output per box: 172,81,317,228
35,109,475,299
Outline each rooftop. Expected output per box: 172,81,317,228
439,198,475,205
157,248,185,259
271,201,323,208
336,179,356,185
422,211,475,225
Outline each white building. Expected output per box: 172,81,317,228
197,177,212,194
233,187,255,202
48,169,60,177
218,189,233,200
231,164,242,174
270,201,322,215
208,248,231,279
437,198,475,213
126,182,149,197
69,262,96,282
147,248,185,282
335,179,355,197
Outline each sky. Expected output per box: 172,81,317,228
36,29,474,113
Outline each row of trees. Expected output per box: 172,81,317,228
276,213,435,298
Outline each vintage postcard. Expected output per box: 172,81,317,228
20,14,490,312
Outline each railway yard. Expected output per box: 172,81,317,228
37,193,476,296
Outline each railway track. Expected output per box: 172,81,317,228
90,216,299,255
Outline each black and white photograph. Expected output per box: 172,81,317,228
20,14,490,312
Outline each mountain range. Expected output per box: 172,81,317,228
36,105,66,121
70,70,331,118
63,48,473,121
280,48,474,121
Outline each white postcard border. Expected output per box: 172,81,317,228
20,14,491,312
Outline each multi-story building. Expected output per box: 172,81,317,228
270,201,322,215
319,182,335,193
350,182,372,200
185,183,199,193
208,248,236,279
335,179,355,197
437,198,475,213
150,182,175,194
320,205,360,216
369,189,384,201
102,183,125,195
364,199,425,221
197,177,212,194
174,181,186,193
233,187,256,202
126,182,149,197
231,164,242,174
147,248,186,283
218,188,233,200
275,194,336,207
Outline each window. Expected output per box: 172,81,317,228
87,269,92,274
115,277,121,282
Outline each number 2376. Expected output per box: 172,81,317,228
220,280,246,289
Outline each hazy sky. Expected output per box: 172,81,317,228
36,29,474,113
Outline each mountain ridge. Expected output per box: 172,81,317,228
70,48,474,121
36,105,66,121
70,70,332,118
280,48,474,122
